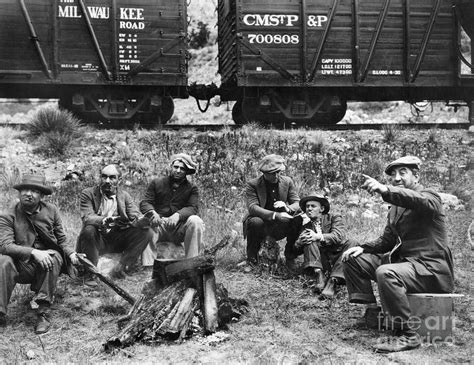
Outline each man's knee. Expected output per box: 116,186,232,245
78,225,99,240
186,215,204,229
375,264,396,283
247,217,264,232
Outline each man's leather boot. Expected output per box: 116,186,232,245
373,329,421,352
320,277,338,299
35,313,51,334
110,262,127,279
313,269,326,293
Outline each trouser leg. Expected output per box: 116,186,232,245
180,215,204,258
327,239,358,282
343,252,381,304
246,217,265,262
17,251,63,306
76,225,104,266
106,227,154,267
302,243,323,270
0,255,19,315
376,262,435,329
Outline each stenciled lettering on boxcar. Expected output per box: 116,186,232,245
242,13,328,45
57,0,146,72
319,58,352,76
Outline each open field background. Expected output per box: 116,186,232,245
0,121,472,364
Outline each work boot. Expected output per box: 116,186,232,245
313,269,326,294
320,277,338,300
83,273,99,287
373,329,421,352
34,313,51,334
355,306,384,329
110,262,127,279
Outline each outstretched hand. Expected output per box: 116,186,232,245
361,174,388,195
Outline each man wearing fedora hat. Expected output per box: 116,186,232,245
243,154,300,270
286,192,355,297
140,153,204,260
76,164,154,281
0,174,79,334
342,156,454,352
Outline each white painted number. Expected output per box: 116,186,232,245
248,34,299,44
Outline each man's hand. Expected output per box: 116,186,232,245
164,213,180,228
300,228,323,245
31,249,57,271
275,212,293,222
274,201,289,213
149,211,164,228
361,174,388,195
69,252,80,265
102,216,118,227
342,246,364,262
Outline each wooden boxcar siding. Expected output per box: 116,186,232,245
0,0,187,87
219,0,456,88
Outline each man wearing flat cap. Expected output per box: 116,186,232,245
76,164,154,281
244,154,300,269
140,153,204,260
0,174,79,334
286,192,355,298
342,156,454,352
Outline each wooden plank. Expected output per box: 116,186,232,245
202,271,218,333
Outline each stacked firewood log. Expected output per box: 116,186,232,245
104,235,248,351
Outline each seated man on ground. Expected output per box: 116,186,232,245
0,174,79,334
140,153,204,261
76,164,154,282
285,192,355,298
243,154,300,270
342,156,454,353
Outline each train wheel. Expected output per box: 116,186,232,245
232,100,245,124
328,99,347,124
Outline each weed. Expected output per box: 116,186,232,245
382,124,400,143
27,106,83,138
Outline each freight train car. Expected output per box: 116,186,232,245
0,0,188,123
190,0,474,125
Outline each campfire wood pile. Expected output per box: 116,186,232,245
104,235,248,351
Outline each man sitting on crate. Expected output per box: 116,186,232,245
0,174,80,334
285,192,356,298
139,153,204,262
243,154,300,272
342,156,454,353
76,164,154,283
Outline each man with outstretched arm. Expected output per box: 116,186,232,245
342,156,454,352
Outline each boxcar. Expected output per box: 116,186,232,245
208,0,474,125
0,0,188,123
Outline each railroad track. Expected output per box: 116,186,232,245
1,122,471,131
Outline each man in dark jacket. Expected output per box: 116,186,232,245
342,156,454,352
140,153,203,260
76,164,154,281
244,154,300,269
286,192,355,298
0,174,79,334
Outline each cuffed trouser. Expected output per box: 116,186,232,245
0,252,63,315
286,239,356,281
246,216,291,263
141,215,204,264
76,225,153,267
343,253,440,327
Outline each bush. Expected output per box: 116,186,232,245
189,21,210,49
27,106,84,157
